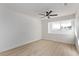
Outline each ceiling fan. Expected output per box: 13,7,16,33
39,10,58,19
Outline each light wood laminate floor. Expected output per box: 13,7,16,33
0,39,79,56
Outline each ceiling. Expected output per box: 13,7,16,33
1,3,79,19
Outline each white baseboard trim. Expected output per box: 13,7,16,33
42,38,74,45
0,39,41,53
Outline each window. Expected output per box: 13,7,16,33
51,22,60,30
48,20,72,33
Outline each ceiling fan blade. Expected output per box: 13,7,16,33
50,14,58,16
39,13,45,15
49,10,52,14
46,10,53,16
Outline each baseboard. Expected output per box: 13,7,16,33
42,39,74,45
0,39,41,53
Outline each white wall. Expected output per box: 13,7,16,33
0,6,41,52
42,14,75,44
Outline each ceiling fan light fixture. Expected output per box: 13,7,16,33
39,10,58,19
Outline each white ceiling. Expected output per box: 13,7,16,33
2,3,79,19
